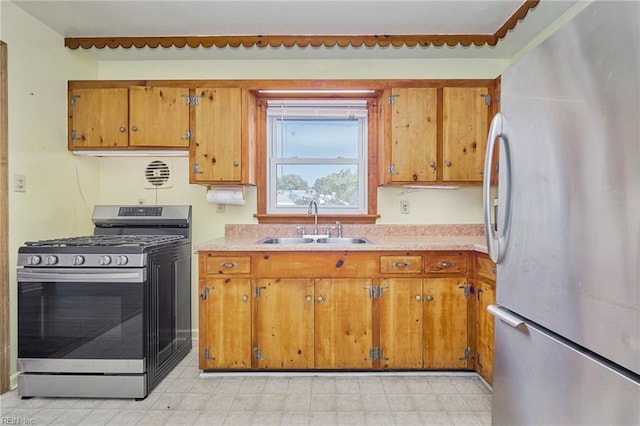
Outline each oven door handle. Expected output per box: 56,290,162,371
17,268,146,283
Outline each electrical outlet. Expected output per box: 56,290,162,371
400,200,410,214
216,204,226,213
14,174,26,192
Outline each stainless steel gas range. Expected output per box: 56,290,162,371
17,205,193,399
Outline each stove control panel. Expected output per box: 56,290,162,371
18,253,147,268
118,206,163,216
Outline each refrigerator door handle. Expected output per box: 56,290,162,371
488,304,524,328
483,112,512,263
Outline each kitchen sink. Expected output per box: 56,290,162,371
259,237,315,244
258,237,370,245
315,237,370,244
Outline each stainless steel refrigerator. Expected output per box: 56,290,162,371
482,1,640,424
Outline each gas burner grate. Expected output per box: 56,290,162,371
25,234,185,248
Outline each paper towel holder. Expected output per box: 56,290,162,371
207,185,245,196
206,185,246,203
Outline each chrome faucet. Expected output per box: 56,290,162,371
308,200,319,235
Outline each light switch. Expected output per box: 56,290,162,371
14,174,26,192
401,200,410,214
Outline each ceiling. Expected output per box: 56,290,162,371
10,0,578,60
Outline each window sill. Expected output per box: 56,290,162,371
254,214,380,225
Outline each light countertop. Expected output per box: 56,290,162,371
195,224,488,253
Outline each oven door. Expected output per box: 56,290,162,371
17,268,147,374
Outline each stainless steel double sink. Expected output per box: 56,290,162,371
259,237,370,245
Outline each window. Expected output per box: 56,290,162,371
266,100,368,215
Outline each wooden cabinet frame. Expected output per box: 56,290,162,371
471,252,497,384
68,83,191,150
379,83,500,186
68,78,500,220
198,250,487,373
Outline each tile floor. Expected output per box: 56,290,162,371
0,349,492,425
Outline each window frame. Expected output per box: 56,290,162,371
255,92,381,224
266,99,369,215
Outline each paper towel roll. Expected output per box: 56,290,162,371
206,187,246,205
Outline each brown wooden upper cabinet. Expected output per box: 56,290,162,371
68,86,190,150
385,87,439,184
190,87,256,185
442,87,491,182
380,85,494,185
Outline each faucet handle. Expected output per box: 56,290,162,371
324,225,336,237
295,226,306,237
335,221,343,238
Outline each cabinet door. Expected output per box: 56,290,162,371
379,278,423,369
423,278,470,369
192,87,243,183
69,88,128,149
129,86,190,148
476,279,496,384
442,87,490,182
199,278,252,370
315,278,373,369
254,278,314,369
387,88,438,183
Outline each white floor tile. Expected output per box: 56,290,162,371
105,409,146,425
252,410,283,425
0,354,493,426
281,411,309,425
77,408,119,426
364,411,395,426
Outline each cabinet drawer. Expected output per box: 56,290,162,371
476,254,497,282
380,255,423,274
254,252,378,278
425,253,467,274
205,256,251,274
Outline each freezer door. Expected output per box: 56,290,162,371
492,309,640,426
497,0,640,374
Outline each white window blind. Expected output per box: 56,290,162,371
266,99,368,215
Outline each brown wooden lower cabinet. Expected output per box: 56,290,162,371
198,277,252,369
198,250,493,375
475,279,495,382
474,252,497,384
315,278,374,369
254,278,314,369
379,278,424,369
423,278,470,369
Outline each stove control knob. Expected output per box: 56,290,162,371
29,255,42,265
115,255,129,266
72,255,85,266
99,255,112,266
46,255,58,265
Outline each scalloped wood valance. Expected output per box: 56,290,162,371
65,0,538,50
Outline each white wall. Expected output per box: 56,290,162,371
92,156,257,245
1,1,98,387
98,57,508,80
